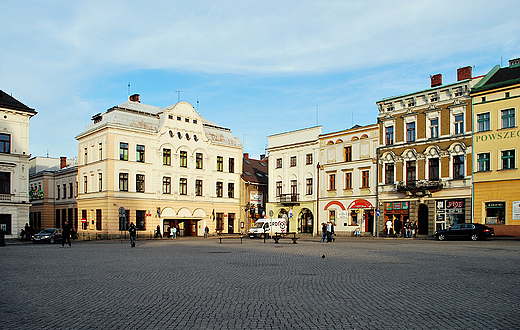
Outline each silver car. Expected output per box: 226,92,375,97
32,228,62,244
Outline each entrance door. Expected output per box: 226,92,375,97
365,211,374,235
418,204,429,236
228,214,235,233
298,209,313,234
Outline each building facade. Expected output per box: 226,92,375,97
0,91,36,239
318,124,378,236
471,59,520,236
266,126,321,235
75,95,242,238
29,156,78,231
376,67,481,236
240,153,268,234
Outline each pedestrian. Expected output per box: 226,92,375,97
61,221,71,248
204,226,209,238
128,222,137,247
385,219,392,235
326,222,333,243
321,223,327,243
172,226,177,239
404,219,412,238
330,222,336,242
412,221,418,238
156,225,161,238
24,223,32,241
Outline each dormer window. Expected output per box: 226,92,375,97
92,113,102,124
429,93,438,102
407,98,415,107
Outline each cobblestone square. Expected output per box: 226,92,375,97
1,237,519,329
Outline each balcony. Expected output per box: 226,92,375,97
396,180,443,193
276,193,300,205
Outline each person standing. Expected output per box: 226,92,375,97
129,222,137,247
326,222,333,243
61,221,71,248
171,226,177,239
156,225,161,238
204,226,209,238
385,219,392,236
404,219,412,238
412,221,418,238
321,223,327,243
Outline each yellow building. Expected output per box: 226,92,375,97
471,59,520,236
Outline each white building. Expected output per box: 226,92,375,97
0,90,37,239
75,94,242,237
318,124,379,236
266,126,321,235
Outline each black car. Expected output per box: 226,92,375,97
434,223,494,241
33,228,63,244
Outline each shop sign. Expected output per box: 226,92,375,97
348,199,373,209
436,200,445,210
402,202,409,210
250,194,262,205
393,202,401,210
385,203,393,210
446,199,464,209
512,201,520,220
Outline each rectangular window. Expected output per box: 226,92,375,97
0,134,10,153
217,156,223,172
276,158,282,168
56,185,60,200
406,122,416,142
0,172,10,194
163,177,171,194
385,126,394,145
0,214,12,235
229,158,235,173
136,174,145,193
98,173,102,192
453,156,465,179
195,179,203,196
69,183,73,198
83,176,87,194
485,202,505,225
120,142,128,161
216,182,223,197
179,178,187,195
502,150,515,170
430,119,439,138
477,153,490,172
502,109,515,129
216,213,224,232
196,153,203,169
180,151,187,168
345,172,352,189
329,174,336,190
429,158,440,180
96,209,102,231
454,115,464,134
136,210,146,230
406,160,416,182
163,149,171,166
306,178,313,195
477,113,490,132
62,184,66,199
290,156,297,167
291,180,297,196
136,145,145,162
119,173,128,191
99,143,102,160
228,182,234,198
306,154,313,165
276,181,282,197
361,170,369,188
344,146,352,162
385,164,394,184
84,148,88,164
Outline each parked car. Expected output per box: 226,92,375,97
434,223,494,241
33,228,62,244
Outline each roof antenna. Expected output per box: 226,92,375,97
128,82,131,97
175,91,183,103
197,99,199,114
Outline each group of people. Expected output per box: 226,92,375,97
321,221,336,243
385,219,418,238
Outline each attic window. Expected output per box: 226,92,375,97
193,119,197,124
168,115,173,120
185,118,189,123
244,160,251,165
92,113,102,123
244,171,251,176
259,162,266,167
177,116,181,121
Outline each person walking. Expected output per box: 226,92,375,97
404,219,412,238
330,222,336,242
321,223,327,243
61,221,71,248
412,221,418,238
129,222,137,247
204,226,209,238
171,226,177,239
326,222,333,243
156,225,161,239
385,219,392,236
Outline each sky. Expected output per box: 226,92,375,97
2,1,520,160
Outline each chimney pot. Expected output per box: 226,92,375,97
60,157,67,169
431,74,442,87
243,153,249,159
457,66,472,81
509,58,520,66
129,94,140,103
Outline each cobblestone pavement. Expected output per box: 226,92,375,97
1,237,519,329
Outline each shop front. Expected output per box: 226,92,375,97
435,199,466,231
347,199,374,235
383,201,410,236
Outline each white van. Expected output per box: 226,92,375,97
248,218,287,238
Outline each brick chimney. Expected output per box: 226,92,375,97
129,94,140,103
431,74,442,87
457,66,472,81
60,157,67,169
509,58,520,66
243,153,249,159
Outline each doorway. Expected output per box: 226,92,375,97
298,209,313,233
418,204,429,236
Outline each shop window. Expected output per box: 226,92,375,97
136,210,146,230
485,202,505,225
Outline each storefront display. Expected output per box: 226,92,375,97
436,199,465,231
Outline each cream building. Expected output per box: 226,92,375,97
75,95,242,238
266,126,321,235
318,124,378,236
0,90,36,239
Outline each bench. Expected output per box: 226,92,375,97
272,232,299,244
214,234,244,244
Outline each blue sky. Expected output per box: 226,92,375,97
2,1,519,159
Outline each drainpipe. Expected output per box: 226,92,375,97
471,95,475,224
375,146,380,237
